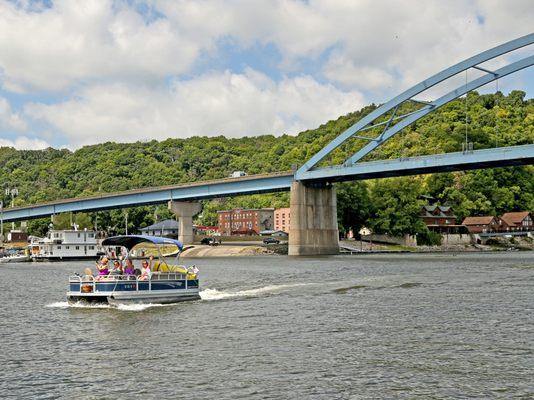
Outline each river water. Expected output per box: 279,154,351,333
1,252,533,399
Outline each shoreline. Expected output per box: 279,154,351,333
179,243,534,257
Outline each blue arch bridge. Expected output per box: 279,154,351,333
2,34,534,255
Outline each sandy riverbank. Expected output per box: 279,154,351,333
180,245,274,257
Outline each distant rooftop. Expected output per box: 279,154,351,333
462,216,496,225
501,211,531,226
140,219,178,231
217,208,275,213
421,205,455,218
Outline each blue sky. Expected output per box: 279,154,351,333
0,0,532,149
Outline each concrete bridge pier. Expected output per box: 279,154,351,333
168,201,202,245
288,181,339,256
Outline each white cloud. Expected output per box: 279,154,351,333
1,0,533,150
323,53,396,91
157,0,534,92
0,136,50,150
0,97,27,131
156,0,332,61
25,69,365,148
305,1,531,94
1,0,532,96
0,0,199,92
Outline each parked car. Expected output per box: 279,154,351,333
230,170,247,178
200,237,219,246
263,237,280,244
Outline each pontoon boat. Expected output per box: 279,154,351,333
67,235,200,305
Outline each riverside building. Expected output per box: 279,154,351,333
274,208,291,233
217,208,274,236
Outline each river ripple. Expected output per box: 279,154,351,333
0,252,533,399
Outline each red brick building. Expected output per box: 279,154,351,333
274,208,291,233
217,208,274,236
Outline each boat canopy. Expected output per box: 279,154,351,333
101,235,183,251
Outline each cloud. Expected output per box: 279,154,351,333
157,0,534,92
156,0,332,61
25,69,365,148
0,0,199,92
1,0,533,150
1,0,532,96
0,97,27,131
0,136,50,150
323,53,396,91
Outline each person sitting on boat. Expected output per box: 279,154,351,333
139,256,153,280
95,257,110,279
124,259,135,276
188,266,199,274
111,259,123,275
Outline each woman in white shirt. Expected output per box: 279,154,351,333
139,256,153,280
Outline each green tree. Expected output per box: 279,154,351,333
52,213,73,229
74,213,93,229
336,182,372,236
0,91,529,238
368,177,427,236
26,217,51,237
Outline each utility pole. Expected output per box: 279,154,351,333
5,188,18,231
125,211,128,235
0,200,3,245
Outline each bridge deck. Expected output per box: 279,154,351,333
1,144,533,222
2,172,294,222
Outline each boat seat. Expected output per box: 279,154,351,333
152,261,188,274
152,261,198,280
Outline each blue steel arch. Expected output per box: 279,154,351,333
295,33,534,180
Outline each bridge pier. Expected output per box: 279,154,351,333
288,181,339,256
168,201,202,245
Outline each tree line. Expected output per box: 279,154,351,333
0,91,532,239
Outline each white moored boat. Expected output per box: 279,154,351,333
67,235,200,305
34,229,102,261
0,253,31,263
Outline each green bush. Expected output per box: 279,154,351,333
416,229,443,246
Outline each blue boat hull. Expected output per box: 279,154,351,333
67,279,200,305
67,292,201,305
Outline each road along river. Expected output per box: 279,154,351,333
1,252,533,399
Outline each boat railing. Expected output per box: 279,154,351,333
68,272,191,282
69,271,196,293
150,272,187,280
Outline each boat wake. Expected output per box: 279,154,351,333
46,301,111,309
200,283,313,301
45,301,172,311
46,283,313,309
115,303,172,311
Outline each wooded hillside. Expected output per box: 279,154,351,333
1,91,532,237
